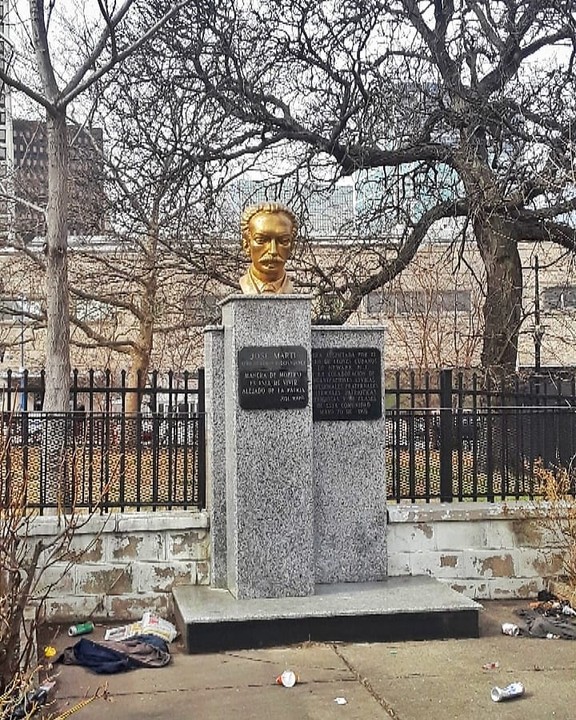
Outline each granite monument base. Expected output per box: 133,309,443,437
173,576,482,653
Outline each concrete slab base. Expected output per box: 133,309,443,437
173,576,482,653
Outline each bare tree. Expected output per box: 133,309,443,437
370,251,484,372
161,0,576,373
1,65,223,399
0,453,98,694
80,41,224,402
0,0,184,412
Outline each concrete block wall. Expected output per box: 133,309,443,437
387,503,564,599
28,511,210,621
26,502,567,623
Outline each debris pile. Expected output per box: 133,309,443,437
56,613,178,674
502,591,576,639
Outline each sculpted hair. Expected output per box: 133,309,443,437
240,202,299,251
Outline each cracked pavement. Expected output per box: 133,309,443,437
50,601,576,720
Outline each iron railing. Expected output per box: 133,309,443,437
386,369,576,503
3,366,576,509
0,369,205,512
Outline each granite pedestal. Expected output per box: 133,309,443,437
173,576,482,653
182,294,481,651
218,295,314,599
312,327,387,583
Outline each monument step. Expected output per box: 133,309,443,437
173,576,482,653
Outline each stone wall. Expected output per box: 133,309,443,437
387,503,563,599
29,511,210,621
29,503,566,622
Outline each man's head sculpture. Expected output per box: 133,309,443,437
239,202,298,295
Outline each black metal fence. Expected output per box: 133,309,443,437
386,369,576,502
4,366,576,510
0,369,206,513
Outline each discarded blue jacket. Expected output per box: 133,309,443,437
57,635,171,674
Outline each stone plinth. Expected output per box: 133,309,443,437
221,295,314,599
204,326,227,588
173,576,482,653
312,327,387,583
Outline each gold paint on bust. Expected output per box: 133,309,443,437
239,202,298,295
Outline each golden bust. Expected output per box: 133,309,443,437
239,202,298,294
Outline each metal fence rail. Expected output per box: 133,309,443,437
0,369,205,512
386,369,576,503
3,366,575,509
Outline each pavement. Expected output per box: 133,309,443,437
45,600,575,720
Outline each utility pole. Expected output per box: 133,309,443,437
19,296,25,410
533,255,543,372
19,297,24,369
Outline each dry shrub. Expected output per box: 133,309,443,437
0,430,107,698
534,459,576,588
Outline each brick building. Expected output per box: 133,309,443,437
0,238,575,379
12,119,106,238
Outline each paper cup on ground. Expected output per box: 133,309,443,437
276,670,298,687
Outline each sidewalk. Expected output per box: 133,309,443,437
48,600,574,720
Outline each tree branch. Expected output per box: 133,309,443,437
58,2,187,109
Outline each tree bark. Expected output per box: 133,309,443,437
43,111,71,412
474,216,523,372
125,220,158,415
42,112,72,506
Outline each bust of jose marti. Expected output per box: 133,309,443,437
239,202,298,295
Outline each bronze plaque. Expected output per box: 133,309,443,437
312,347,382,421
238,346,308,410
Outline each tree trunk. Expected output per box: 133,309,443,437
124,334,153,449
125,222,158,416
44,112,71,412
124,231,157,449
126,346,152,415
474,217,522,373
43,112,71,506
474,216,523,373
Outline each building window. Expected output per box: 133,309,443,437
0,298,42,324
366,292,396,315
542,285,576,311
439,289,471,312
315,292,343,321
75,298,115,322
367,289,471,316
0,299,22,323
183,292,220,326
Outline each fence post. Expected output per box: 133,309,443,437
439,369,453,502
197,368,206,510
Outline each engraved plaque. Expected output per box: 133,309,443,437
312,347,382,421
238,346,308,410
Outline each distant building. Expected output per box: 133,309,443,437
12,119,106,238
0,0,14,233
220,173,459,243
220,178,355,240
